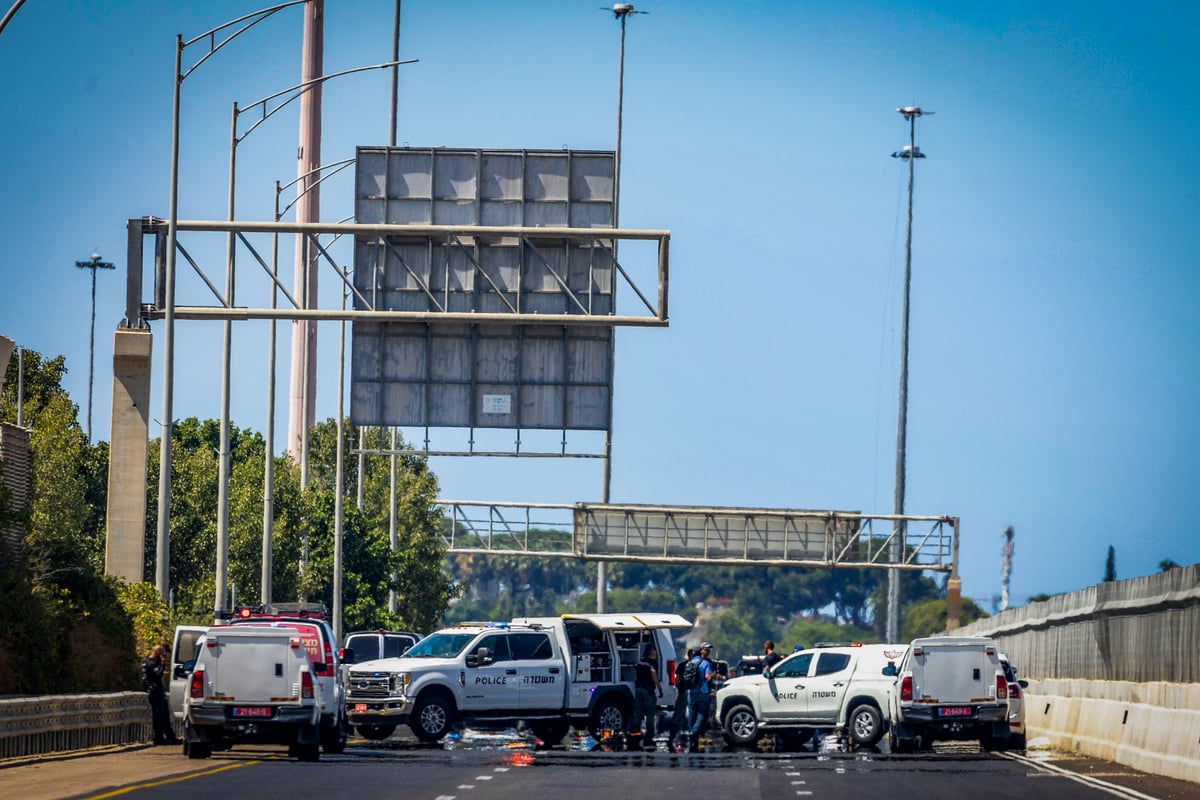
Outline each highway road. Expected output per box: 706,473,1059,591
1,732,1196,800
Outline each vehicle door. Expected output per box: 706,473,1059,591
168,625,208,720
760,651,814,722
508,631,562,709
801,650,853,722
461,632,520,710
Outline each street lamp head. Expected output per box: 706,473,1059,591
91,252,103,263
896,106,934,120
891,144,925,159
605,3,647,18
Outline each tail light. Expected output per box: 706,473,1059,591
900,676,913,702
667,659,677,686
1008,681,1022,699
189,669,205,699
301,670,315,699
322,641,334,674
996,673,1008,700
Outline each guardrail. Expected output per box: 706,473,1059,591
0,692,153,760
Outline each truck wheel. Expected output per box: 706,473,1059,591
530,721,570,746
848,703,883,747
290,742,320,762
410,695,454,742
722,703,761,747
322,713,348,754
357,724,396,741
588,697,628,738
1009,733,1026,750
890,728,914,754
186,740,212,760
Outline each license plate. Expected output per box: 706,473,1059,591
354,703,367,714
233,707,273,718
938,706,972,717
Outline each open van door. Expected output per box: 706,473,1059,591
168,625,208,721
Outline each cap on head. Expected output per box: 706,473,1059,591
700,642,713,651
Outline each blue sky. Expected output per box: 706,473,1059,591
2,0,1197,608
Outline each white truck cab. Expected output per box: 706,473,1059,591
345,612,691,744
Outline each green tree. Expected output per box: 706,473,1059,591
901,597,989,641
1104,545,1117,582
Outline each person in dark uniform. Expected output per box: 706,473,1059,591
629,643,662,750
141,644,180,745
762,640,783,670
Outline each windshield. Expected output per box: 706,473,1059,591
404,632,478,658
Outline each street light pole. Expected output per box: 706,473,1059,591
887,105,932,643
75,252,115,443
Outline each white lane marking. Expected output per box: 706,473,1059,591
998,752,1163,800
494,767,510,772
475,775,494,781
435,796,456,800
458,785,474,790
791,780,806,785
786,771,802,776
795,792,812,796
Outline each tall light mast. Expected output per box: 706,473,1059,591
887,105,932,642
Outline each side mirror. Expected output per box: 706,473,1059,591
882,664,897,677
312,662,328,673
341,648,356,664
1018,679,1029,689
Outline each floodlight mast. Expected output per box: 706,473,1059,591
597,1,646,612
887,105,932,642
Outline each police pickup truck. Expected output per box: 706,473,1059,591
715,643,908,749
344,613,691,744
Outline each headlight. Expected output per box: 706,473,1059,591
392,673,411,694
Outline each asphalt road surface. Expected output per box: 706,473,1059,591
1,730,1195,800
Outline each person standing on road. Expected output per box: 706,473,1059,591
141,644,180,746
668,647,694,750
686,642,715,752
629,643,662,750
762,640,783,670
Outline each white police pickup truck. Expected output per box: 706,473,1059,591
715,643,908,749
344,613,691,744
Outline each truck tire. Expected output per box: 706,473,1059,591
588,697,628,738
530,720,570,746
721,703,761,747
1009,732,1026,750
323,712,348,754
357,724,396,741
410,695,454,742
847,703,884,747
185,740,212,759
889,727,915,754
289,742,320,762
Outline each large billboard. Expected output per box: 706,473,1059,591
351,147,617,431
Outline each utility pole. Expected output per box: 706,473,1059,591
75,252,115,443
887,106,931,642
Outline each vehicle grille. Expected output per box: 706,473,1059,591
346,673,393,699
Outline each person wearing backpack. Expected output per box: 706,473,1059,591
667,648,694,750
685,642,715,752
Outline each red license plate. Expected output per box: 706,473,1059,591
938,706,972,717
233,707,273,718
354,703,367,714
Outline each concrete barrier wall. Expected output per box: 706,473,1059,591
1025,678,1200,783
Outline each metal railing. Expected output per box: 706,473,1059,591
0,692,153,760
